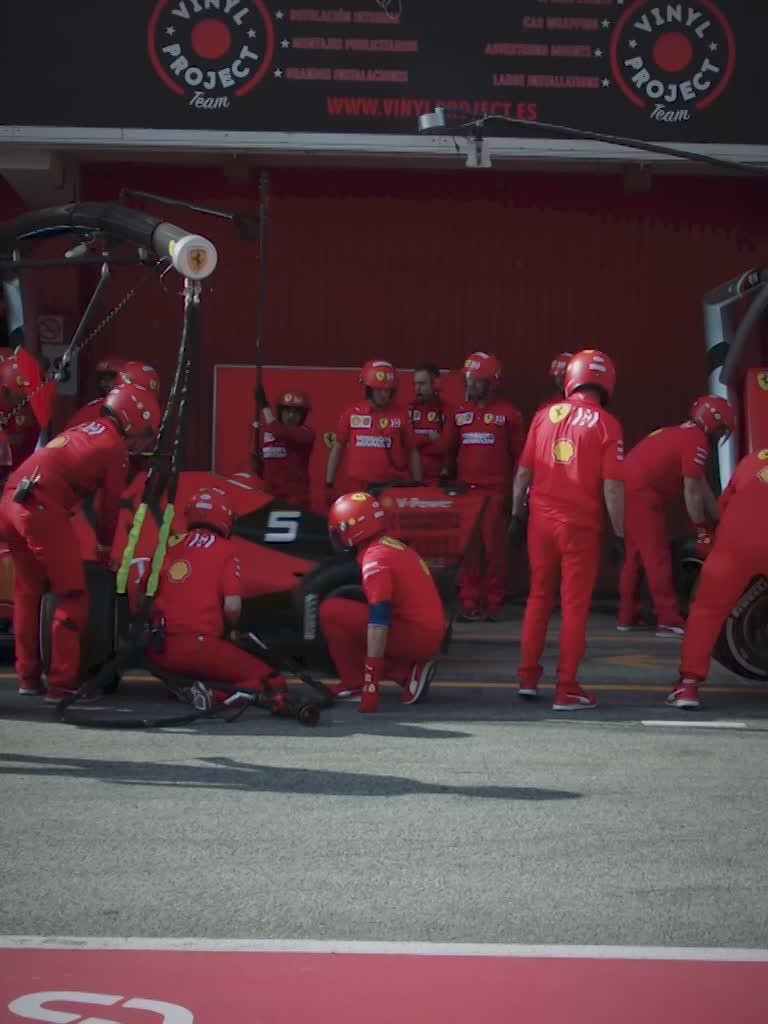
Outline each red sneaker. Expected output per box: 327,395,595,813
456,608,484,623
656,624,684,638
327,683,361,701
44,686,103,705
18,681,44,696
400,661,436,705
665,682,701,709
359,683,380,714
552,685,597,711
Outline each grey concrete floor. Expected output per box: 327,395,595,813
1,613,766,948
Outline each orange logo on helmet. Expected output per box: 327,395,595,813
548,403,570,424
350,493,368,502
168,560,192,581
46,436,68,449
553,439,576,464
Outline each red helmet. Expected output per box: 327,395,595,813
360,360,398,391
563,349,616,403
277,389,311,411
549,352,573,381
0,356,30,393
690,395,736,438
184,486,235,537
102,383,161,438
118,361,160,394
463,351,502,384
95,355,124,377
328,491,387,550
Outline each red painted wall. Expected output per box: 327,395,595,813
71,162,768,461
23,161,767,593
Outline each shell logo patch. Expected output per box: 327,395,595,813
548,403,571,424
553,438,576,464
46,435,68,449
168,559,192,582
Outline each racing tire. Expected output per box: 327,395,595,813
671,537,768,683
40,562,120,690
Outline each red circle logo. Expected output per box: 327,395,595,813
147,0,274,109
609,0,735,122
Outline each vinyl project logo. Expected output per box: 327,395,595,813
609,0,735,124
148,0,275,111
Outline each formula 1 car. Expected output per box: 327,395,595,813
0,471,485,682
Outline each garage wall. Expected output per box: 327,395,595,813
70,162,768,463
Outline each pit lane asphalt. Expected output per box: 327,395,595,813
1,613,766,948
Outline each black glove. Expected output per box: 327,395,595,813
507,514,526,547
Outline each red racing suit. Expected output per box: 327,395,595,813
147,527,278,701
319,533,445,690
0,418,126,690
335,401,417,492
408,397,453,484
0,401,40,485
679,451,768,683
260,414,315,507
517,395,624,692
65,398,105,431
619,421,710,628
440,397,524,613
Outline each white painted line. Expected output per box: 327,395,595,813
1,937,767,961
641,720,748,729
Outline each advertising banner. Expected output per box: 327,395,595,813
0,1,764,144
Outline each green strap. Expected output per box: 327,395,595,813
116,501,148,595
146,503,175,599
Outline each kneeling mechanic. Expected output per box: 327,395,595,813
147,487,288,710
320,491,445,712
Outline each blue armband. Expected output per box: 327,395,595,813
368,601,392,626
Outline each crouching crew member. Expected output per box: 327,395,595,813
512,349,625,710
441,351,524,622
325,360,422,496
618,395,734,637
408,363,452,484
147,487,288,710
257,386,315,507
670,449,768,710
0,383,160,700
319,491,444,712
